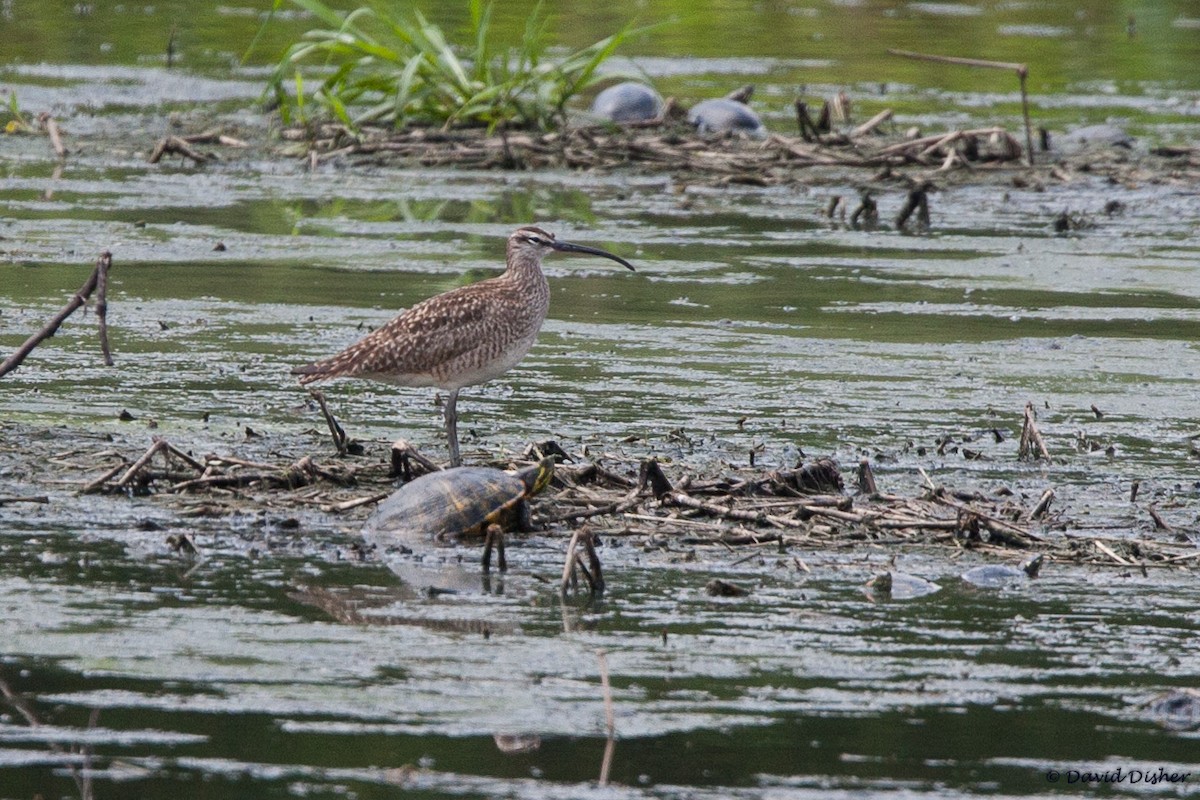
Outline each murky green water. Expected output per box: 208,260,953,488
3,1,1200,798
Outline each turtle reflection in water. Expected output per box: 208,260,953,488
961,554,1044,589
362,458,555,592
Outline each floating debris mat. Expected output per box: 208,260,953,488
29,430,1197,571
539,457,1198,570
280,121,1027,182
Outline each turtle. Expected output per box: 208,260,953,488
363,458,555,552
1142,688,1200,731
591,81,664,123
688,98,767,138
1056,123,1134,152
865,571,941,601
961,553,1044,589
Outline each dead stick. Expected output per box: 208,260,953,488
1147,505,1174,532
0,252,113,379
581,531,604,592
888,49,1033,166
41,114,66,160
1094,540,1132,565
1018,402,1051,461
95,251,113,366
148,135,209,164
116,439,169,488
324,493,390,513
919,130,963,158
308,389,348,455
572,551,598,591
929,494,1043,542
857,457,878,495
542,502,623,524
82,461,128,494
874,126,1006,158
0,495,51,505
1031,488,1055,519
560,530,583,593
596,649,615,787
850,108,893,138
204,455,279,470
667,493,810,528
160,441,206,473
888,48,1024,73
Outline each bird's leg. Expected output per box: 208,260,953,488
445,388,462,467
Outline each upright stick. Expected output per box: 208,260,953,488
888,48,1034,166
0,251,114,379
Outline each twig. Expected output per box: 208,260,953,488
895,184,931,230
323,492,390,513
0,252,114,379
1147,505,1174,532
560,529,604,594
1094,540,1132,566
116,439,169,488
390,439,441,480
95,249,113,366
0,495,50,505
308,389,349,455
148,135,210,164
667,493,810,529
857,457,878,495
1018,401,1051,461
596,649,616,787
888,48,1033,165
873,126,1007,158
81,461,128,494
1031,488,1055,519
160,441,206,473
928,492,1043,544
561,530,584,592
851,108,893,138
178,129,249,148
38,113,66,160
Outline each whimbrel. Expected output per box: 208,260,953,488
293,227,635,466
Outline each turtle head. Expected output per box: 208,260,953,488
522,458,556,496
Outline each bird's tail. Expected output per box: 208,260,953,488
291,360,334,385
292,344,368,385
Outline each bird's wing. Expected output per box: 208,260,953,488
294,280,511,383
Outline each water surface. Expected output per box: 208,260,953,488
3,1,1200,797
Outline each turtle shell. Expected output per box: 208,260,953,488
591,82,663,122
866,571,941,601
961,554,1044,588
688,98,766,138
363,459,553,549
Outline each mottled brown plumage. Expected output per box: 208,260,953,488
293,226,634,466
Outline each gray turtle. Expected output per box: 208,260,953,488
1057,123,1134,152
591,81,664,123
961,554,1044,589
866,571,941,601
1142,689,1200,731
688,98,766,138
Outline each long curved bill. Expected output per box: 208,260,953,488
551,239,636,271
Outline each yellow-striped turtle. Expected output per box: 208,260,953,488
363,458,555,549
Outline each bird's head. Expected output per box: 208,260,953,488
507,226,635,271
